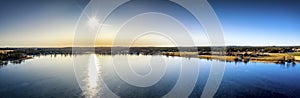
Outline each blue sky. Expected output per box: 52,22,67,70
210,0,300,46
0,0,89,47
0,0,299,47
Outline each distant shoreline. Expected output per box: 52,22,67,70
161,52,300,64
1,46,300,65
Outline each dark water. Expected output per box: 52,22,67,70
0,54,299,98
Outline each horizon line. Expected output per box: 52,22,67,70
1,45,300,48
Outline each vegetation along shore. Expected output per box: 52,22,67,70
1,46,300,65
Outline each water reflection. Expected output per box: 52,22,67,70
280,62,297,68
82,54,101,97
0,54,75,69
0,60,25,69
229,60,297,68
0,61,8,65
1,54,298,70
0,60,24,65
100,55,181,98
1,54,300,97
0,54,82,97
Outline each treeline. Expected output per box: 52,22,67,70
0,51,27,61
0,46,299,56
226,46,300,53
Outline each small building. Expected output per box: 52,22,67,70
292,48,300,52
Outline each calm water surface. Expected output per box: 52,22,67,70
0,54,299,98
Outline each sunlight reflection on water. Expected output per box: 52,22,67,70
83,54,101,97
0,54,300,97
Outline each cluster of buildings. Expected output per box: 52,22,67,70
292,48,300,52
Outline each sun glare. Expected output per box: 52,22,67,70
88,17,99,28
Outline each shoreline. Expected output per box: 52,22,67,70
161,52,300,64
0,56,32,65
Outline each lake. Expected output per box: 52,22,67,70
0,54,299,98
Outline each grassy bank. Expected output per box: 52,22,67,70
161,52,299,64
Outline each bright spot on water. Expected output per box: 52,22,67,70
84,54,101,97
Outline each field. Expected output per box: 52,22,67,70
161,52,300,63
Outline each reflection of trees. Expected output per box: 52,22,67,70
280,62,297,68
0,61,8,66
0,60,25,69
0,51,28,69
10,60,24,64
0,61,8,69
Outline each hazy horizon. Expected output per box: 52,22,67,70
1,45,300,48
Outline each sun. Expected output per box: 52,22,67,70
88,17,99,28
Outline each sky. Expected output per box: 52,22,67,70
210,0,300,46
0,0,89,47
0,0,299,47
